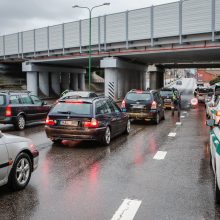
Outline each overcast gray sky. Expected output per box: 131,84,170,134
0,0,177,35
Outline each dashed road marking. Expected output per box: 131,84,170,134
176,122,182,126
111,199,142,220
153,151,167,160
168,132,176,137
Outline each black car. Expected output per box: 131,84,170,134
160,88,181,109
121,89,165,124
45,97,130,146
0,91,50,130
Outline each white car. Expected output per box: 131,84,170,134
207,120,220,203
0,131,39,190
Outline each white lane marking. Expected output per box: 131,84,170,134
153,151,167,160
111,199,142,220
168,132,176,137
176,122,182,126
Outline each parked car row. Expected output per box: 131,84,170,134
206,83,220,204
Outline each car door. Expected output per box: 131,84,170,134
20,94,37,121
0,135,9,184
30,95,49,120
111,100,126,134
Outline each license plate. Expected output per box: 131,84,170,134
164,99,171,102
133,105,144,109
60,120,78,126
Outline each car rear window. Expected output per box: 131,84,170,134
51,102,92,115
160,91,173,96
126,93,152,102
0,95,6,106
198,88,213,93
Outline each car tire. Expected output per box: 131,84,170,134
8,152,32,191
51,139,62,144
215,172,220,204
161,110,165,120
124,120,131,135
15,115,26,130
101,126,111,146
155,113,160,125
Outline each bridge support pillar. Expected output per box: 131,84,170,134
101,57,147,100
39,72,49,96
51,72,61,95
61,73,70,92
70,73,79,91
27,72,38,95
79,73,85,91
148,65,164,90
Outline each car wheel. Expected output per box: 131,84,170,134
124,120,131,135
215,172,220,204
51,139,62,144
161,110,165,120
15,115,26,130
155,113,160,124
8,152,32,191
101,126,111,146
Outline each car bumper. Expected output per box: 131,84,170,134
0,117,16,124
127,111,157,120
45,126,106,141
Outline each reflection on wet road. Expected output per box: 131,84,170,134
1,78,220,220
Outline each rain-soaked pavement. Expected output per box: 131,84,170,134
1,78,220,220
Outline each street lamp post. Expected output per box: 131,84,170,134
72,3,110,90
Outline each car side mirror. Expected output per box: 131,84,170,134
42,101,47,105
206,119,215,127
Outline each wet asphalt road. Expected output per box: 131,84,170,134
1,78,220,220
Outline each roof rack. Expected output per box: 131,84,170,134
0,90,31,94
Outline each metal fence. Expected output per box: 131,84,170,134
0,0,219,58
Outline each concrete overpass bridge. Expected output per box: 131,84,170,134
1,0,220,99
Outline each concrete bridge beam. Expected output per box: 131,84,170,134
100,57,147,100
51,72,61,95
148,65,164,90
39,72,49,96
26,72,38,95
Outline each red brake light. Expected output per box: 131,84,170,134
5,105,12,117
136,90,143,94
121,100,126,108
65,100,83,104
151,101,157,110
84,118,99,128
46,116,55,126
216,110,220,116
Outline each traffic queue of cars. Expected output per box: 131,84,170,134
0,87,180,191
205,83,220,204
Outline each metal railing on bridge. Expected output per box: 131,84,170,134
0,0,219,59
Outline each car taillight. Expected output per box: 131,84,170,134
121,100,126,108
5,105,12,117
151,101,157,110
46,116,55,126
83,118,99,128
216,110,220,116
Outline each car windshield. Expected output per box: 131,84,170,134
0,95,6,106
126,93,152,102
51,102,92,115
160,91,173,96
